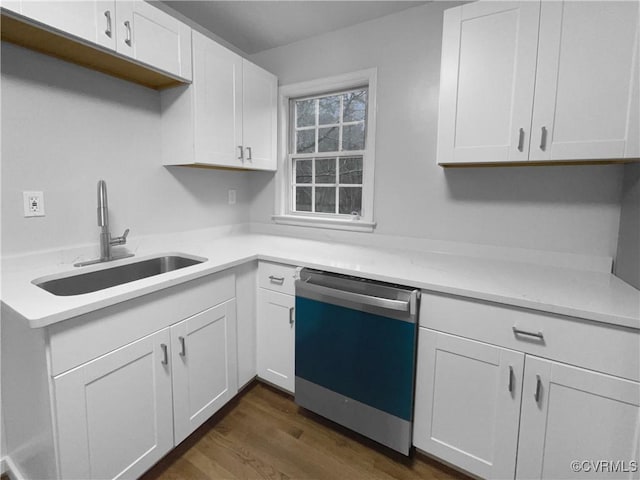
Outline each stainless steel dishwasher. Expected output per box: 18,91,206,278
294,268,420,455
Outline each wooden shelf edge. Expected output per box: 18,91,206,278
439,158,640,168
1,11,188,90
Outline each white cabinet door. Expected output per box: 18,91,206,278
530,1,640,161
171,300,238,445
437,1,540,164
517,356,640,480
413,329,525,479
257,288,295,392
242,59,278,171
192,30,243,168
19,0,116,50
116,0,191,81
53,328,173,480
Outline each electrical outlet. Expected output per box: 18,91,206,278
23,191,45,217
228,189,237,205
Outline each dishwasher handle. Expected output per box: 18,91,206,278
296,280,411,313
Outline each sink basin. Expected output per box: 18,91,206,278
34,254,206,296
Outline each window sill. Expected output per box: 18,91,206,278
272,215,376,233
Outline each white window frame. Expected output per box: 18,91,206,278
273,68,377,232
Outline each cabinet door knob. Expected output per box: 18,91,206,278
104,11,112,38
246,146,253,161
160,343,169,365
289,307,295,325
517,128,525,152
237,146,244,160
124,20,132,46
178,336,186,357
534,374,542,403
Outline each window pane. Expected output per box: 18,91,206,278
296,129,316,153
339,187,362,215
315,187,336,213
339,157,363,184
315,158,336,184
295,187,312,212
342,123,365,151
296,99,316,127
343,90,367,122
295,159,312,183
318,95,340,125
318,127,339,152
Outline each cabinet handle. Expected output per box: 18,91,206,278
269,275,285,285
160,343,168,365
508,365,514,393
178,336,186,357
237,146,244,160
540,126,548,151
124,20,132,46
517,128,525,152
512,326,544,341
246,146,252,161
534,374,542,403
289,307,295,325
104,10,112,38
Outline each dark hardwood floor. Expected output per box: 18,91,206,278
141,382,471,480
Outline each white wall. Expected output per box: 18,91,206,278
615,164,640,288
1,43,251,256
249,2,624,259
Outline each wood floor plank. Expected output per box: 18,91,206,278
141,382,471,480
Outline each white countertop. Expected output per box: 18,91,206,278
2,233,639,330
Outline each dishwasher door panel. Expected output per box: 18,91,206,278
295,296,416,421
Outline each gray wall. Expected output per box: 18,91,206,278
249,2,624,259
615,163,640,288
1,43,251,256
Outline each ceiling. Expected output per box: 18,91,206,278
162,1,428,55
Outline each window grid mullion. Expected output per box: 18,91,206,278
311,157,316,213
335,155,340,214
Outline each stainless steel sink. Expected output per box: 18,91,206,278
34,254,206,296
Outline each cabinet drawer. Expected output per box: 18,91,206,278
420,291,640,382
258,261,297,295
48,271,235,376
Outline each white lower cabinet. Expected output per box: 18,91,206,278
256,261,298,393
171,300,237,444
413,330,524,479
415,292,640,480
516,357,640,480
53,328,174,480
257,288,295,392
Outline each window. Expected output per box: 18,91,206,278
292,88,367,216
275,69,377,232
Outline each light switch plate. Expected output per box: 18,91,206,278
228,189,237,205
23,191,45,217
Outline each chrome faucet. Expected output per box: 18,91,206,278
75,180,133,267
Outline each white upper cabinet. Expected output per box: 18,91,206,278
193,31,243,168
19,1,116,50
437,1,640,165
437,2,541,164
1,0,192,87
115,0,191,82
530,1,640,161
242,60,278,170
161,31,277,170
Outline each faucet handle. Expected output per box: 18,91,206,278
110,228,130,246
